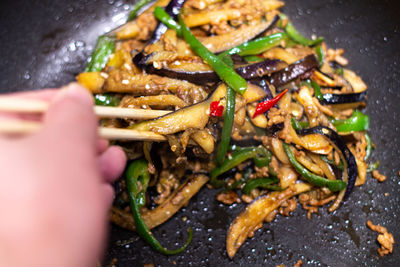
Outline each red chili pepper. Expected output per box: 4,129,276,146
252,89,288,118
210,101,224,117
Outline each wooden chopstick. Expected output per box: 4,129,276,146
0,97,172,119
0,97,170,141
0,119,167,141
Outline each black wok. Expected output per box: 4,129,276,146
1,0,399,265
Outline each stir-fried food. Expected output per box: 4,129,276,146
77,0,391,259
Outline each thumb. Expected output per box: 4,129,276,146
42,83,97,145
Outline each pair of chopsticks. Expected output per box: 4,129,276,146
0,97,171,141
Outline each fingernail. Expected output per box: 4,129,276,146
55,83,93,106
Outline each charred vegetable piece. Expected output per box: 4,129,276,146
219,32,289,58
330,111,370,133
235,59,287,80
320,91,367,105
285,21,324,46
291,117,309,131
296,126,358,199
283,143,346,192
178,15,248,94
126,159,192,255
364,133,373,161
226,183,312,258
84,35,115,72
269,54,319,88
94,93,120,107
211,146,271,188
127,0,154,21
216,86,236,164
242,177,281,194
253,89,288,118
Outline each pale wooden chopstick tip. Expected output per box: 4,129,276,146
0,96,172,120
0,119,167,142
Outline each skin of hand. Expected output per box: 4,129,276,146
0,84,126,267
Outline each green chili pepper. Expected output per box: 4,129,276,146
300,79,323,101
285,22,324,47
178,14,248,94
283,143,346,192
153,6,181,34
94,94,121,107
334,67,344,76
277,13,289,28
291,117,310,131
127,0,154,21
219,54,235,68
242,177,281,194
331,111,370,133
216,86,236,165
210,146,271,187
320,155,344,170
126,159,150,208
315,45,325,67
367,161,380,172
364,133,373,161
223,168,252,192
243,55,264,63
84,35,115,72
219,32,289,58
311,80,324,101
126,159,192,254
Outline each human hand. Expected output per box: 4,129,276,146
0,84,126,267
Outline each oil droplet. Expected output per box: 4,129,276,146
23,72,31,80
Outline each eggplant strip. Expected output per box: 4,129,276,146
296,126,358,206
137,50,285,85
284,116,332,154
102,71,205,95
130,83,227,134
269,54,319,88
308,152,336,181
120,95,189,108
343,69,367,93
199,19,277,53
226,182,312,258
191,130,215,154
320,92,367,106
110,174,209,231
182,9,242,28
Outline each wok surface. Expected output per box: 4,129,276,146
1,0,399,266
